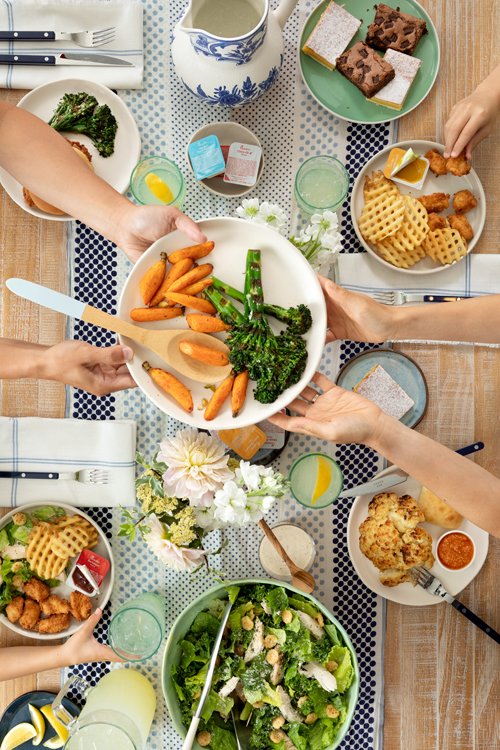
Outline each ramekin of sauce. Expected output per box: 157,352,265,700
436,530,475,571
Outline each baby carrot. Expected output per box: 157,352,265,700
142,361,193,412
179,340,229,367
139,252,167,305
165,292,216,314
186,314,230,333
181,278,213,296
167,241,214,264
149,257,193,307
130,307,184,322
204,373,235,421
231,370,249,418
168,264,213,294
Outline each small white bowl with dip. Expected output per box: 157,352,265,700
259,522,316,581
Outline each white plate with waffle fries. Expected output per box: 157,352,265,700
351,140,486,274
0,503,113,639
346,467,489,605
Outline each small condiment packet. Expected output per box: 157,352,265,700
188,134,226,180
216,425,267,460
66,549,110,597
223,142,262,186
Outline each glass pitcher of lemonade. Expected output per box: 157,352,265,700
52,669,156,749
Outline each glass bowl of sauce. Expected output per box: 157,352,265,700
436,530,476,571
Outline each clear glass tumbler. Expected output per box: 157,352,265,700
108,591,166,661
130,156,185,207
294,155,349,214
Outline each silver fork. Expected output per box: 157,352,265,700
0,468,108,484
410,566,500,643
370,290,470,305
0,27,116,48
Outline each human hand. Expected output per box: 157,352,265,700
115,204,206,264
61,608,124,665
268,372,386,446
42,340,136,396
319,276,396,344
444,84,500,159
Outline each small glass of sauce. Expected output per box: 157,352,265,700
436,531,475,571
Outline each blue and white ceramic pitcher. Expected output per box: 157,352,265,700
171,0,298,106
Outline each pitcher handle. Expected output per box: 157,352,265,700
52,676,90,727
274,0,299,29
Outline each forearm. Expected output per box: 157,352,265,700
391,296,500,344
0,644,69,681
370,416,500,537
0,103,130,244
0,338,49,379
476,63,500,106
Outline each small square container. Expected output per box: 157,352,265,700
223,142,262,187
187,134,226,180
66,549,111,597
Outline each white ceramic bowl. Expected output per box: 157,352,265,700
0,503,114,639
435,529,476,572
118,217,327,430
186,122,264,198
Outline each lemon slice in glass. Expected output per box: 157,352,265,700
144,172,174,203
39,705,69,744
0,722,37,750
311,455,333,505
28,704,45,746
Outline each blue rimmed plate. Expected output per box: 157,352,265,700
0,691,79,749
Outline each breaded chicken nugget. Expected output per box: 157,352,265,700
418,192,450,213
448,214,474,241
446,151,471,176
453,189,478,214
24,577,50,602
41,594,71,616
19,599,41,630
70,591,92,621
427,212,448,231
37,613,71,634
425,149,447,176
6,596,25,623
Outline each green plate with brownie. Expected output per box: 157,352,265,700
299,0,440,123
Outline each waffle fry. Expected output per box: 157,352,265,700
363,171,399,203
358,193,405,243
51,525,89,559
374,196,429,268
54,515,98,550
423,227,468,265
26,523,69,579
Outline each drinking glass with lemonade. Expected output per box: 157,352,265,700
130,156,185,208
294,156,350,214
289,452,344,508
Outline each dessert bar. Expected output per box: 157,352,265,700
354,364,415,420
370,49,422,109
366,3,427,55
302,0,361,70
336,41,395,98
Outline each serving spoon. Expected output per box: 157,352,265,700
258,519,315,593
6,278,232,383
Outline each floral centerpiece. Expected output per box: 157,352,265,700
236,199,342,276
120,428,289,572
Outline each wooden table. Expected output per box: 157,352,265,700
1,1,499,747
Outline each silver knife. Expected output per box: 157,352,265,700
0,52,132,66
182,601,233,750
338,441,485,498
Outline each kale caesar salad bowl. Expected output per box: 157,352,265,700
162,579,359,750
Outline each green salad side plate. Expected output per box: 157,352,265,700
162,578,360,750
299,0,440,123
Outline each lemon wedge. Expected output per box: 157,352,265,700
0,722,37,750
39,705,69,745
28,704,45,746
144,172,174,203
42,737,65,749
311,455,332,505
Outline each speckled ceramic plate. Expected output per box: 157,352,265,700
298,0,440,123
335,348,427,428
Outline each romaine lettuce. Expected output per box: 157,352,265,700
191,611,221,636
329,646,354,693
207,723,237,750
264,587,288,617
0,528,9,552
288,596,320,619
200,691,233,722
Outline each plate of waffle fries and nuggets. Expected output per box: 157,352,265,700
0,503,113,639
351,140,486,273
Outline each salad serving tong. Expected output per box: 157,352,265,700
0,27,116,47
409,566,500,644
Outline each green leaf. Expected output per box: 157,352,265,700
31,506,64,521
191,611,220,636
264,586,288,617
200,691,233,722
206,723,237,750
0,528,9,552
288,595,319,619
324,622,340,646
331,647,354,693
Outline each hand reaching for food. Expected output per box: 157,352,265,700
444,64,500,159
61,608,124,665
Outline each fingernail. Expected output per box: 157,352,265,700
122,346,133,361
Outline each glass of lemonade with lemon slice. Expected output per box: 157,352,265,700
130,156,185,207
289,452,343,508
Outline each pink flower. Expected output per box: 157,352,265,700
145,515,206,572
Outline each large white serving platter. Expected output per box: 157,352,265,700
118,217,327,430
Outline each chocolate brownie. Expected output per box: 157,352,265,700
336,41,395,98
366,3,427,55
